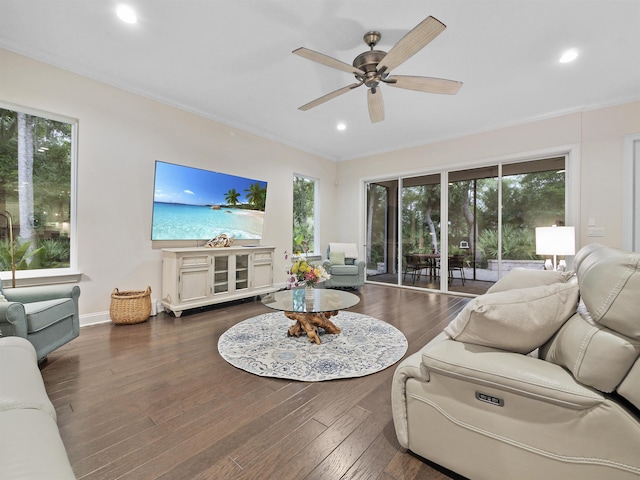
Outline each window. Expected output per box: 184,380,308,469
0,105,75,276
292,175,317,254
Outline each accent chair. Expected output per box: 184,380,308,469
0,283,80,361
323,242,365,289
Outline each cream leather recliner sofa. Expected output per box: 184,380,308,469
0,336,76,479
392,243,640,479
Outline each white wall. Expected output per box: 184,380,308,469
2,48,639,321
0,49,338,321
336,101,640,252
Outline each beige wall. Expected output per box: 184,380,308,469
2,48,639,320
0,49,338,320
336,101,640,254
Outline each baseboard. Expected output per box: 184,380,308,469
80,311,111,327
80,298,165,327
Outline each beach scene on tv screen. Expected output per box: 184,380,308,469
152,161,267,240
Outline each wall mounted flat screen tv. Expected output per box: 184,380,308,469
151,160,268,241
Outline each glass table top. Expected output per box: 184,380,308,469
262,288,360,313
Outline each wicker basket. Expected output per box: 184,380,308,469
110,286,152,325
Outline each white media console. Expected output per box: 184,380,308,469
161,245,276,317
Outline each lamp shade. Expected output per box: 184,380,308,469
535,226,576,256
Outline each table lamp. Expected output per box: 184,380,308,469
535,226,575,271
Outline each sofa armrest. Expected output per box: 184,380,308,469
392,352,428,449
0,302,28,337
422,339,604,409
392,332,448,448
0,337,57,420
2,284,80,304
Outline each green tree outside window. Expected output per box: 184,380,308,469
0,107,73,271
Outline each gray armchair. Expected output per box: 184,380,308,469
323,243,365,289
0,283,80,361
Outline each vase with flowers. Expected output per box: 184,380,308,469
285,251,330,298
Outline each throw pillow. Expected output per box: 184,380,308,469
444,282,580,354
329,251,345,265
486,267,575,294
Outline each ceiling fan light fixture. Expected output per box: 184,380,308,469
116,4,138,24
559,48,578,63
293,15,461,123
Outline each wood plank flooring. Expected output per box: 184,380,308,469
40,284,470,480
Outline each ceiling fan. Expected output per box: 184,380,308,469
293,15,463,123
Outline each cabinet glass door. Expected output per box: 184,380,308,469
213,256,229,294
235,254,249,290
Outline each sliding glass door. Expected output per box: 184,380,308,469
447,166,498,294
445,158,566,293
365,156,567,295
401,174,441,288
365,180,398,285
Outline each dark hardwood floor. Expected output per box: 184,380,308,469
40,284,470,480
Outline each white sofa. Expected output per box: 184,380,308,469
392,243,640,479
0,336,75,479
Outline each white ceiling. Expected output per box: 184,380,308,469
1,1,639,161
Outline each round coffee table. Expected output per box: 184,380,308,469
261,289,360,344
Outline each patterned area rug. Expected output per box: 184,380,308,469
218,311,408,382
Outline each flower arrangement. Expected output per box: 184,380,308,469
285,251,330,289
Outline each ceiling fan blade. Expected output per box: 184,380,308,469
386,75,463,94
377,16,446,73
367,88,384,123
298,82,362,111
293,47,366,76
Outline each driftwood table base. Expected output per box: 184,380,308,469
285,311,342,344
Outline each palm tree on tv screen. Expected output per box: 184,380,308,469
245,183,266,211
224,188,240,206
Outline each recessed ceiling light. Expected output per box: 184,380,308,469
336,122,347,131
116,4,138,24
559,48,578,63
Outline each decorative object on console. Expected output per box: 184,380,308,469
535,225,575,270
205,233,234,248
218,311,407,381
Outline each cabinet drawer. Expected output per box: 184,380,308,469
253,252,272,262
180,255,209,267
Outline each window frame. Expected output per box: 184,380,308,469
0,101,80,286
292,173,319,256
623,133,640,251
